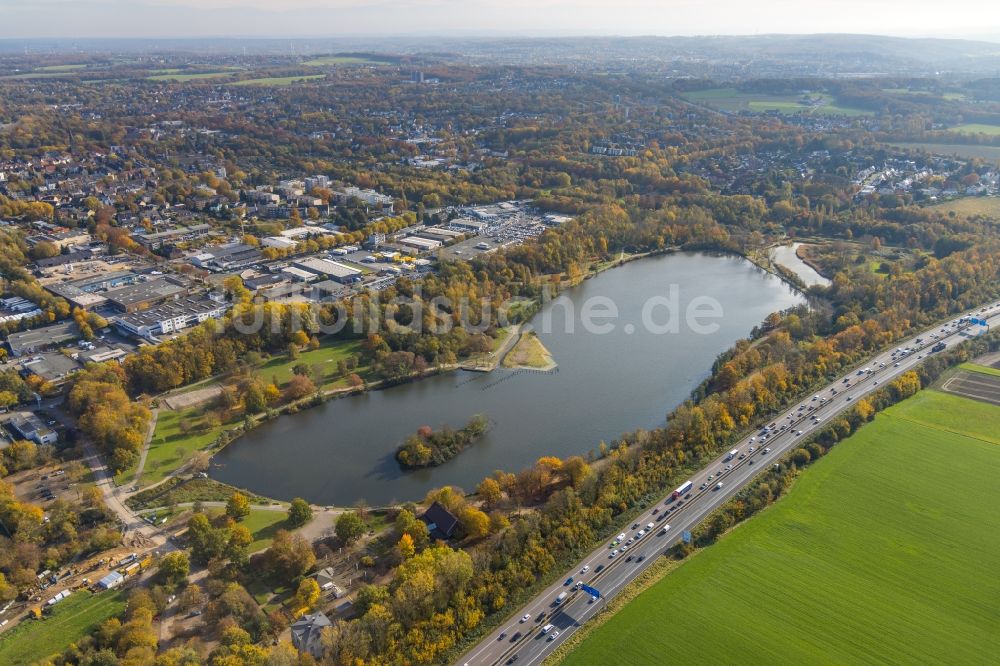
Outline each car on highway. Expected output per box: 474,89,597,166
595,564,604,573
541,624,555,634
700,483,707,490
507,655,518,664
548,631,560,641
498,631,507,641
520,614,530,623
626,555,634,562
511,631,522,642
609,549,618,558
564,577,573,586
581,565,589,574
715,482,724,490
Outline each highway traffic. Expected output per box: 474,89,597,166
460,301,1000,666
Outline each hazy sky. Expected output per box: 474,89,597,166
1,0,999,39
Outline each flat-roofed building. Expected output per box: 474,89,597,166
292,257,362,284
449,218,488,234
8,414,58,445
113,295,228,340
7,321,80,357
398,236,442,252
21,353,81,383
262,236,299,250
104,278,186,313
418,226,465,240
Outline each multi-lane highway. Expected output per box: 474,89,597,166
461,301,1000,666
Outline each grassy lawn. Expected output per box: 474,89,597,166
231,74,325,86
948,123,1000,136
207,507,291,551
562,390,1000,665
141,407,241,486
958,361,1000,379
0,589,127,665
248,580,292,609
241,509,292,551
127,477,269,511
259,338,367,390
927,197,1000,218
502,331,554,369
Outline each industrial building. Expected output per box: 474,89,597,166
7,321,80,357
104,278,187,313
398,236,443,252
8,414,58,445
292,257,362,283
190,242,263,271
21,353,81,383
113,295,228,340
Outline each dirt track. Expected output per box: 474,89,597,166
941,370,1000,406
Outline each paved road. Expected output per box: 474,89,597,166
460,302,1000,666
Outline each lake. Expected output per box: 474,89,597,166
769,243,831,288
211,252,806,505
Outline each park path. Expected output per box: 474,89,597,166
129,407,159,489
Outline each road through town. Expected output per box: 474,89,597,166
460,301,1000,666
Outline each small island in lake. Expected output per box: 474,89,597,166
395,414,490,469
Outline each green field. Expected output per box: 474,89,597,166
303,55,391,66
231,74,325,86
37,64,87,72
682,87,871,116
147,71,234,82
927,197,1000,218
891,142,1000,163
562,390,1000,665
0,72,73,80
948,123,1000,136
0,589,127,665
141,406,241,486
958,361,1000,378
880,88,967,102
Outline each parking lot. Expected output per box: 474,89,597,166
436,236,505,261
